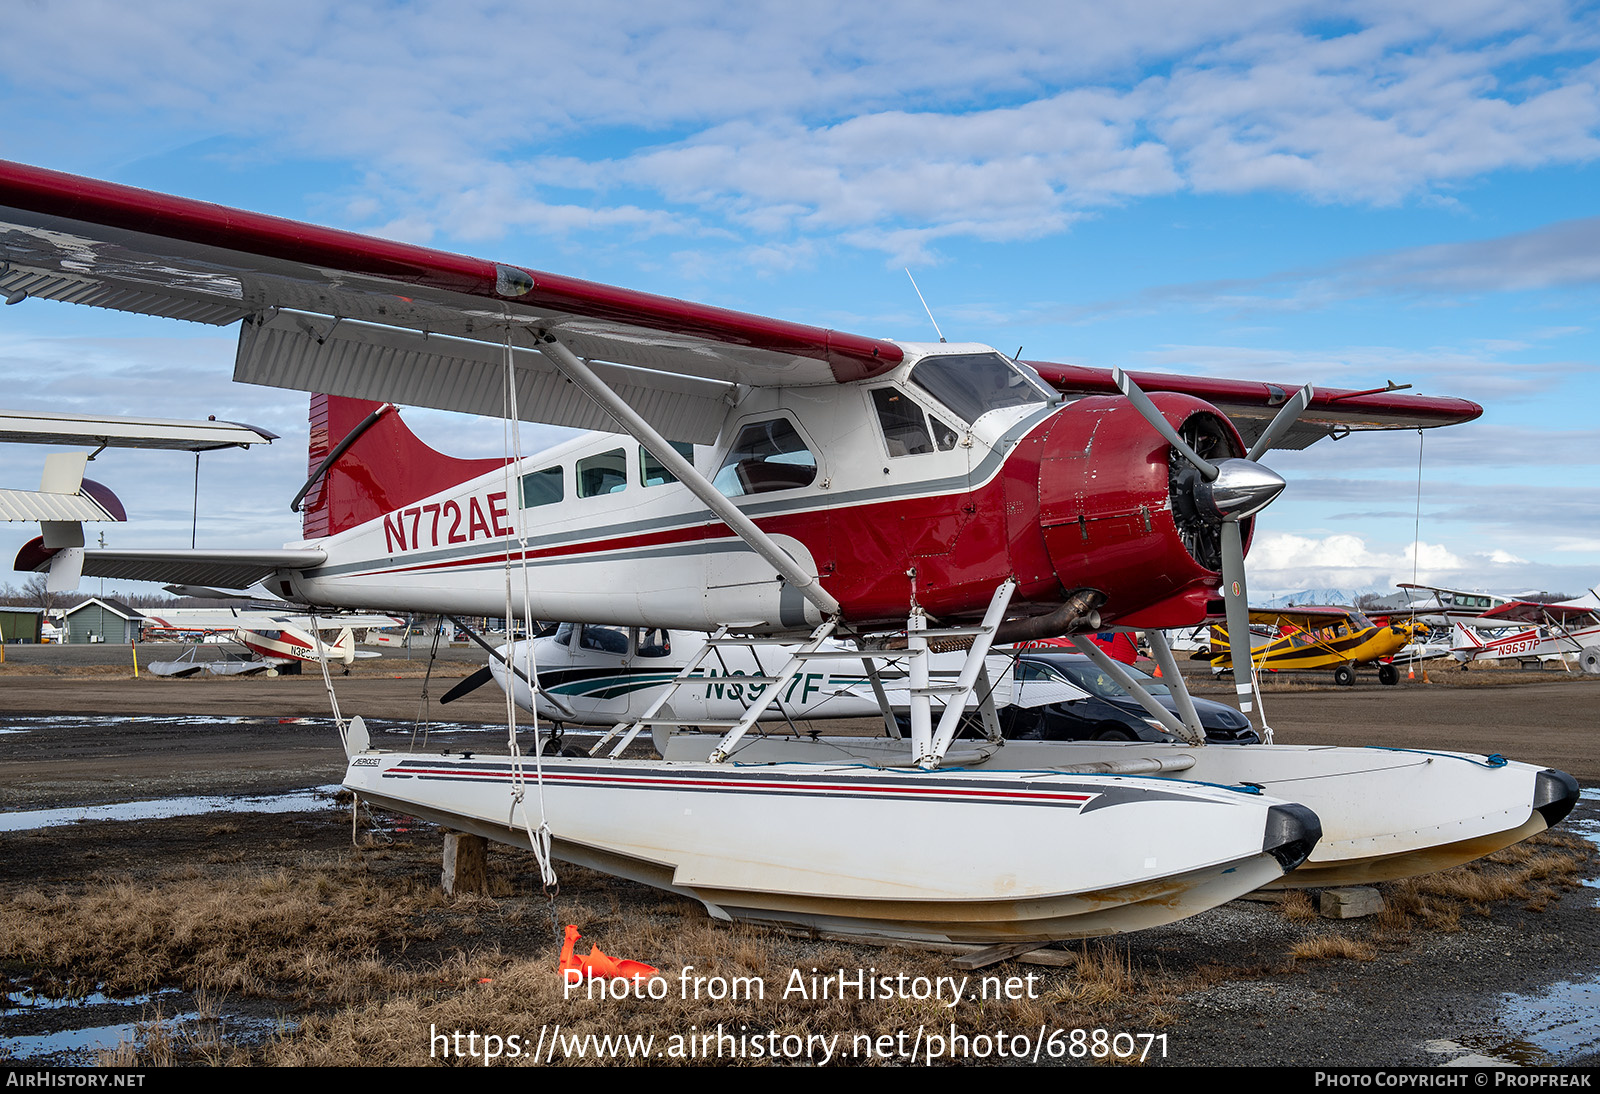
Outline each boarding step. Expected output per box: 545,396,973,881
787,649,898,660
918,624,994,639
703,635,808,647
633,718,749,728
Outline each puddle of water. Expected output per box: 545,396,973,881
1482,976,1600,1065
0,786,344,833
1573,787,1600,890
2,987,172,1013
0,713,278,730
1422,976,1600,1066
0,712,540,737
3,1016,198,1062
1,986,284,1065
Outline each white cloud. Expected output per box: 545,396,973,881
1246,530,1540,595
4,2,1597,260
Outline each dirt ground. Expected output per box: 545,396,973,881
1,648,1597,1067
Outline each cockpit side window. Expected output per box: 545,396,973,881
712,418,817,497
909,352,1051,424
872,387,933,456
872,386,961,457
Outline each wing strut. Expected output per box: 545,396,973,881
1144,629,1205,742
532,332,842,619
1069,635,1202,745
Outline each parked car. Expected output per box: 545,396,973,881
1000,652,1259,744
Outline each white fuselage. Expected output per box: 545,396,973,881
283,343,1058,634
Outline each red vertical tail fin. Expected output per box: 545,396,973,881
302,394,507,540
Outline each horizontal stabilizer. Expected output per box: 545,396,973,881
14,541,326,590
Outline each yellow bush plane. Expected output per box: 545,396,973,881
1205,606,1427,686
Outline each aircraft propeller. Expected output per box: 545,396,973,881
1112,369,1312,718
438,652,580,718
439,664,494,705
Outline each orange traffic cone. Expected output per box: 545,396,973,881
558,925,659,983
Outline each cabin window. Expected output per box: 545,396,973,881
553,622,575,646
579,625,629,654
712,418,817,497
636,627,672,657
520,465,564,508
577,449,628,498
908,352,1051,424
640,442,695,487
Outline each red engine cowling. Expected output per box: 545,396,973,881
1033,393,1249,628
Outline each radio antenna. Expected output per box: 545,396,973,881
904,269,946,343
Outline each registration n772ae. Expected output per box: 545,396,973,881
6,160,1574,946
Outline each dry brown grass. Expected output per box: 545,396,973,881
1288,935,1378,962
1278,890,1319,922
6,816,1591,1066
1376,828,1592,933
0,852,450,1000
8,838,1181,1066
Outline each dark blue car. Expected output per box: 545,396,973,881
1002,652,1259,744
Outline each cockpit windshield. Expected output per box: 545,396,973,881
908,353,1052,424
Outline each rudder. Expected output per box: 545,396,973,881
302,394,507,540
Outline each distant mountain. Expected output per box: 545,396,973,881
1258,587,1389,608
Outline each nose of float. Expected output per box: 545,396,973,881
1194,458,1287,522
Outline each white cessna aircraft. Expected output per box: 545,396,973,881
0,161,1576,942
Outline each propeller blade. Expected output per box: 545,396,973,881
1219,520,1256,719
439,665,495,705
1113,368,1218,480
1246,383,1315,463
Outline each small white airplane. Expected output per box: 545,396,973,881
444,622,1069,730
1401,582,1600,672
0,160,1576,943
140,605,404,670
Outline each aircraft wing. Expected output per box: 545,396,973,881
0,161,1480,448
0,409,276,450
0,161,903,445
1478,599,1600,625
1244,605,1358,629
13,540,326,591
1029,363,1481,450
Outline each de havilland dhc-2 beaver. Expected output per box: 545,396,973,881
0,160,1579,943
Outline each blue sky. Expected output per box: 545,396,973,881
1,0,1597,601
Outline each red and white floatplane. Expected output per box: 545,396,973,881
1,161,1575,942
